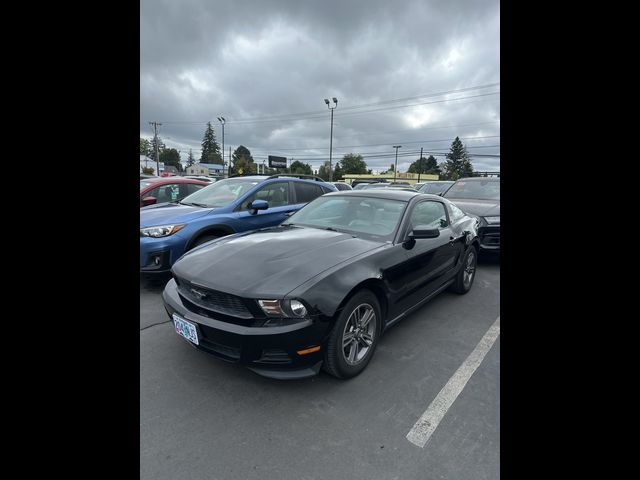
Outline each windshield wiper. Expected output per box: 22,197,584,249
324,227,341,232
180,201,209,208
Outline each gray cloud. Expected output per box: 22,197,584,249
141,0,500,173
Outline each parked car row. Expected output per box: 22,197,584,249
140,173,498,380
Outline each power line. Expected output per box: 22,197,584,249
165,135,500,154
149,84,500,126
224,92,500,124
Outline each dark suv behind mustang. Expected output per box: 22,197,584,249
443,177,500,251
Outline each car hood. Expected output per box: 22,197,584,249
171,226,383,298
139,203,211,227
445,198,500,217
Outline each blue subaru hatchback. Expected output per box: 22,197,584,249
140,175,337,272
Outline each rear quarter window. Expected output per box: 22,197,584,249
294,182,325,203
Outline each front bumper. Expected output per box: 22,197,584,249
478,225,500,251
162,278,329,379
140,234,189,272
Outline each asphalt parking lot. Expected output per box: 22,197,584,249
140,255,500,480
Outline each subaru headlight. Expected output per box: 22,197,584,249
483,216,500,225
140,224,186,238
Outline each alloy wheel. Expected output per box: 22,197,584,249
342,303,377,366
463,250,476,289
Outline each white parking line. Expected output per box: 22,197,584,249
406,316,500,448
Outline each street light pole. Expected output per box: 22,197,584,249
217,116,226,168
324,97,338,182
393,145,402,182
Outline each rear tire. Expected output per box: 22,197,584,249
323,289,381,379
450,245,477,294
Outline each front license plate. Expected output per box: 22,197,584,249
173,313,199,345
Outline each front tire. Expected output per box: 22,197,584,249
323,290,381,379
189,234,220,250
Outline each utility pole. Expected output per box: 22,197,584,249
217,117,226,167
229,146,232,174
418,147,423,182
149,121,162,175
393,145,402,182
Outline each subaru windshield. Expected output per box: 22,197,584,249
180,178,260,208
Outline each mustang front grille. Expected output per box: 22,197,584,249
175,277,253,319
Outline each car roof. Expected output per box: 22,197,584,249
142,177,208,185
456,177,499,181
324,189,428,201
226,175,336,188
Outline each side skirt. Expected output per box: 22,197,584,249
383,278,455,331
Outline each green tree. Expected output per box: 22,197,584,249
186,149,195,167
339,153,368,174
442,137,473,180
424,155,441,175
388,163,394,172
159,148,183,172
333,162,343,181
290,160,313,175
149,136,165,161
142,166,155,175
408,155,441,175
200,122,221,164
140,138,151,156
317,161,331,180
230,145,255,175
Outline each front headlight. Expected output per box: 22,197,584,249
289,300,307,317
484,216,500,225
140,224,186,238
258,299,308,318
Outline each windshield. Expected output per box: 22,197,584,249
444,180,500,200
180,178,260,207
140,180,157,189
419,182,454,194
283,195,407,241
361,183,389,189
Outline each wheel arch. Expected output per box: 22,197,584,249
185,224,236,250
332,278,390,332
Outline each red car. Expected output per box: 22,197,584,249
140,177,209,207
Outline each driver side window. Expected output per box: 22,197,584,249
240,182,290,210
409,201,449,230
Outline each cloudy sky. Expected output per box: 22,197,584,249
140,0,499,174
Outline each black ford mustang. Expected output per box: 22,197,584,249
162,190,480,380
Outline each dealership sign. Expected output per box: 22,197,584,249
268,155,287,168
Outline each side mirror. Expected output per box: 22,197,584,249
142,196,157,206
410,225,440,239
249,199,269,214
